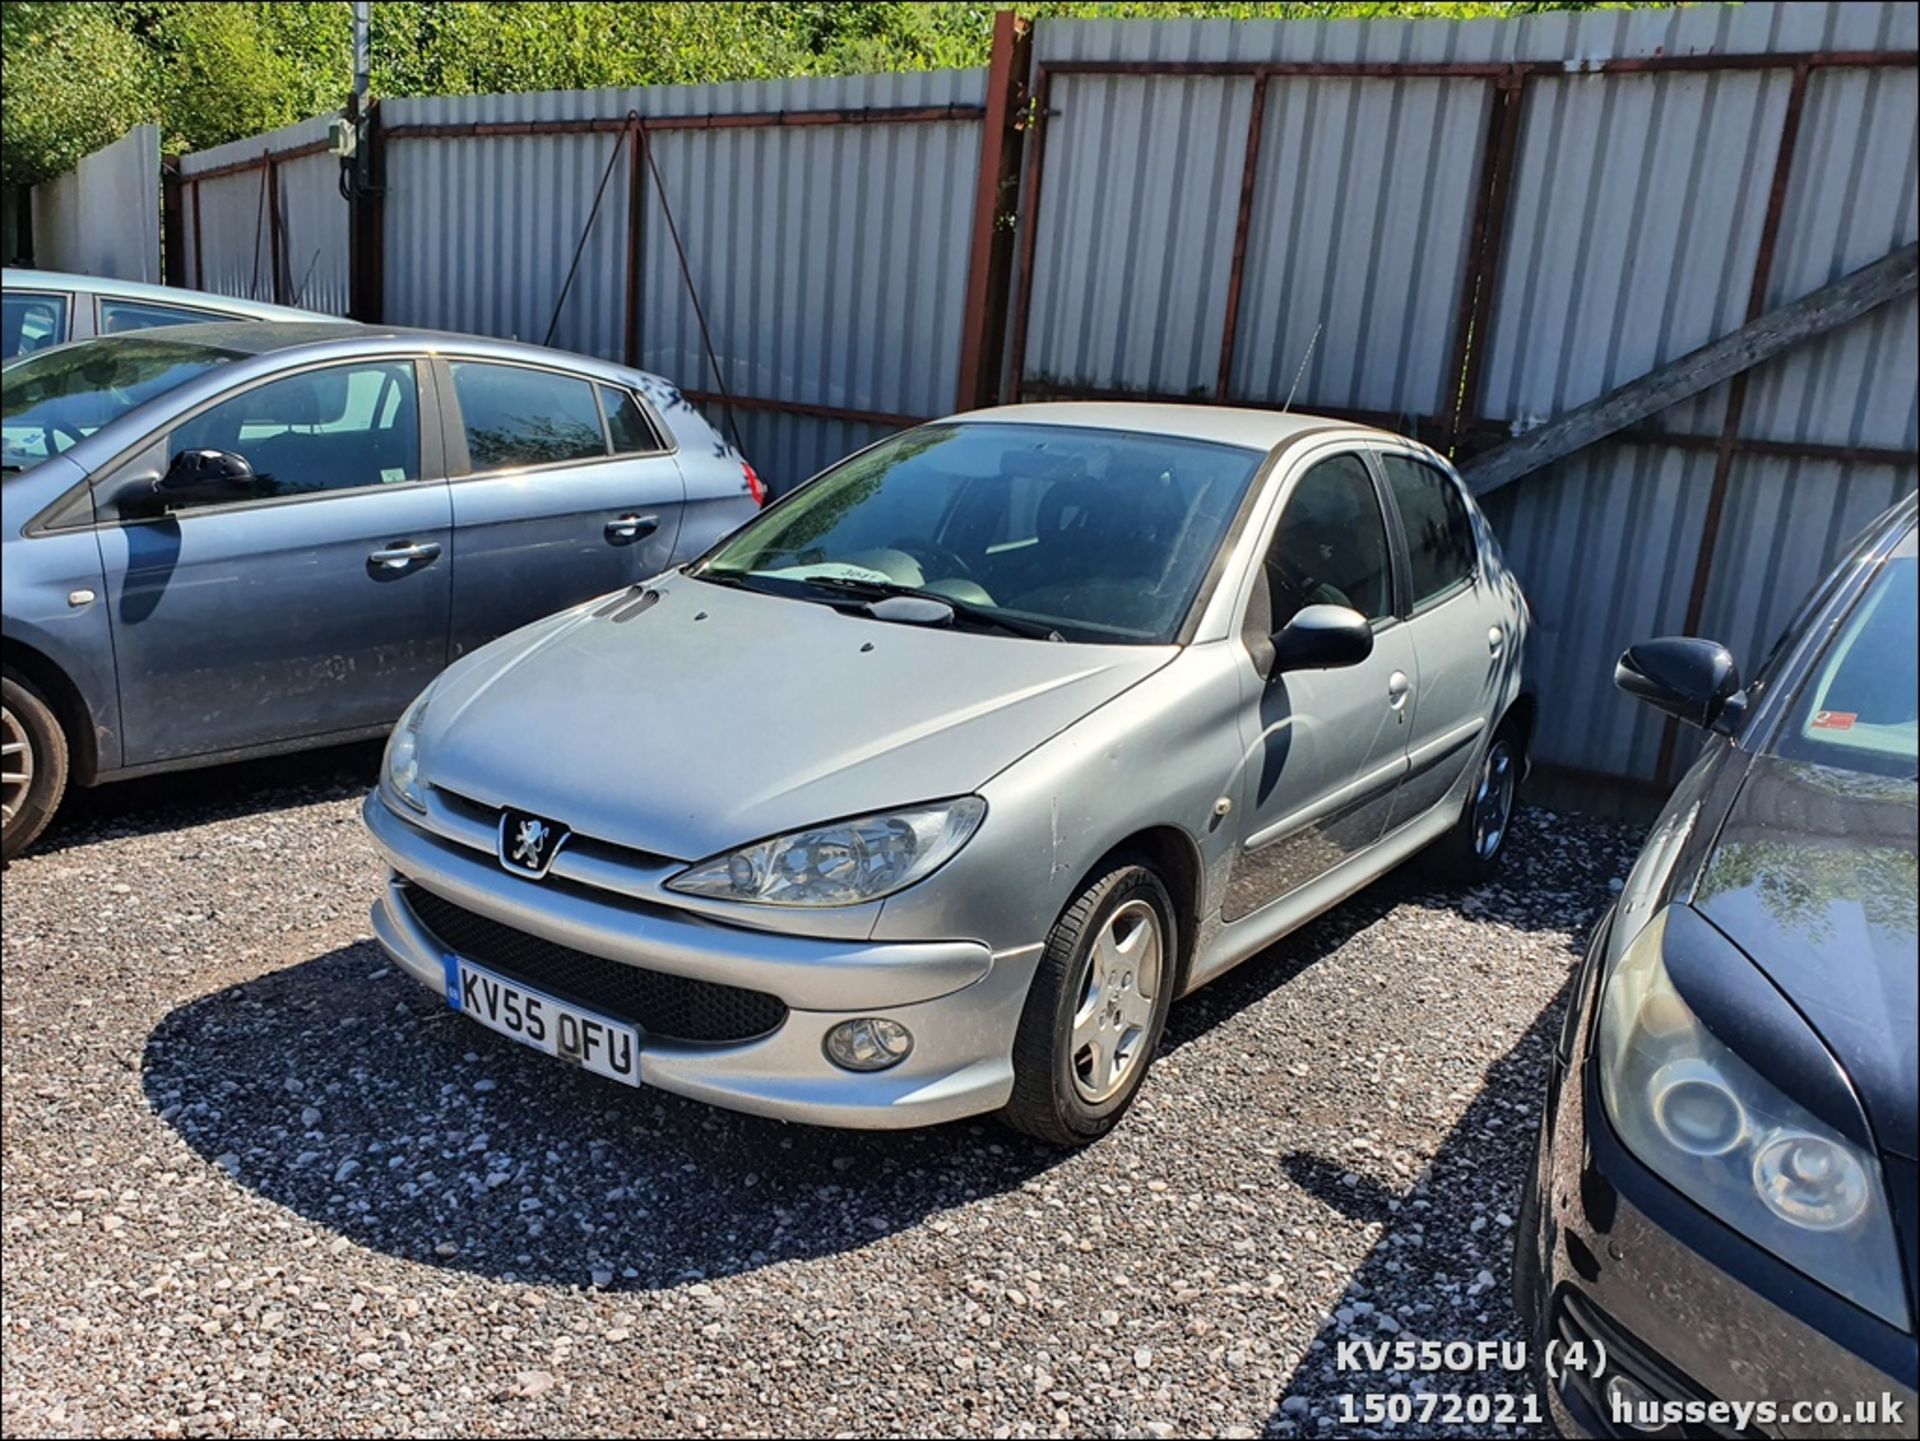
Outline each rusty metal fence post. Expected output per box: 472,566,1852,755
955,11,1033,412
349,97,387,322
161,159,186,287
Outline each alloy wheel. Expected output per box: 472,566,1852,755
1472,739,1516,861
1069,898,1163,1104
1,704,33,832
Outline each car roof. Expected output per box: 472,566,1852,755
3,268,332,322
944,401,1386,453
116,320,671,385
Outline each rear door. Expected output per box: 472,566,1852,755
94,357,453,765
1373,448,1505,827
437,358,685,660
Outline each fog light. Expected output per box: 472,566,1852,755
1604,1373,1664,1433
825,1018,913,1072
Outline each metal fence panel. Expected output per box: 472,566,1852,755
180,113,347,312
381,70,985,491
31,125,161,281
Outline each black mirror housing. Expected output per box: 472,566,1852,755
1271,604,1374,674
1616,636,1744,732
153,448,257,508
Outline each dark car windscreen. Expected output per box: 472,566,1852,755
2,336,239,474
1770,535,1917,779
695,422,1265,644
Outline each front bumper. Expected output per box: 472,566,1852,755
1517,924,1918,1437
363,792,1038,1128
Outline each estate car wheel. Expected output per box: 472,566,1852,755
1,672,70,863
1427,718,1522,884
1002,859,1177,1147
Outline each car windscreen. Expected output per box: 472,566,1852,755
1,336,239,475
694,423,1265,644
1770,534,1917,779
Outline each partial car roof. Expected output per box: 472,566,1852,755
946,401,1383,453
2,267,335,323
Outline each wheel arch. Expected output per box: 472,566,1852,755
2,638,98,784
1074,824,1205,999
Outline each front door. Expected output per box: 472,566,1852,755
96,359,452,766
439,359,685,659
1224,449,1413,922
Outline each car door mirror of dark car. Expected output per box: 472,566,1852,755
1270,604,1374,675
1616,636,1747,733
147,448,260,510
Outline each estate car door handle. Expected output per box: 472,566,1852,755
1387,671,1412,711
1489,625,1505,654
368,540,442,570
605,513,659,544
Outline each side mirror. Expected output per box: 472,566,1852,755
1616,637,1744,732
152,448,258,508
1272,604,1373,674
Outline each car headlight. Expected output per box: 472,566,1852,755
1598,907,1910,1329
381,685,435,814
666,798,986,907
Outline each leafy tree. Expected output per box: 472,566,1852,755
3,1,1658,188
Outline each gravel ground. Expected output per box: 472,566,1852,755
2,749,1641,1439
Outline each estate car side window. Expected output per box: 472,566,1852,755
168,361,420,504
1244,453,1395,651
99,298,222,334
1381,454,1477,609
3,292,68,359
451,362,609,472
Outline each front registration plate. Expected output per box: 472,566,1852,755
451,959,641,1087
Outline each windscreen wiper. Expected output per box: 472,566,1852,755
799,575,1063,642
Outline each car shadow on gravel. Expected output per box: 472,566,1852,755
29,741,383,859
1259,986,1568,1438
142,937,1065,1292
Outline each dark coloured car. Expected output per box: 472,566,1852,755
1516,492,1917,1437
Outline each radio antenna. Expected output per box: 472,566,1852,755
1281,322,1322,413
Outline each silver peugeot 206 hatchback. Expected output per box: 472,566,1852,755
363,404,1532,1145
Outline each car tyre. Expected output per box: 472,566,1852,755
1001,859,1176,1147
2,671,70,863
1427,717,1523,885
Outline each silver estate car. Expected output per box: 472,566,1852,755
364,405,1533,1144
3,268,336,359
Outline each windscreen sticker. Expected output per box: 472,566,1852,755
1810,710,1858,730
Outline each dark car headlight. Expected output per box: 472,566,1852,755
1598,907,1910,1330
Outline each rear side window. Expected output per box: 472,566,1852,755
450,361,607,472
3,292,68,359
99,298,223,334
1381,454,1477,609
599,384,663,454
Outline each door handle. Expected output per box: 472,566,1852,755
1488,625,1505,654
605,513,659,544
368,539,442,570
1387,671,1412,712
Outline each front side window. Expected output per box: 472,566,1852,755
99,297,225,334
1246,453,1395,643
697,423,1264,644
168,361,420,503
1772,536,1917,779
2,335,236,474
1381,453,1477,608
451,361,607,472
3,291,68,360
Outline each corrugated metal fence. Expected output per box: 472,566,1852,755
30,125,161,282
178,114,351,316
162,1,1917,795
